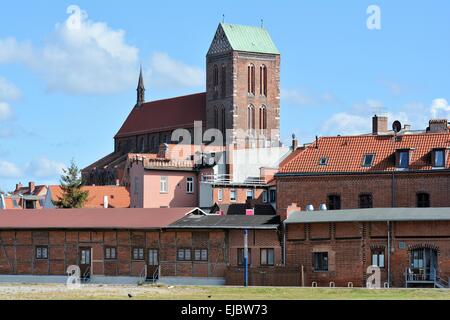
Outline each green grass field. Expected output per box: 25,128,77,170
0,283,449,300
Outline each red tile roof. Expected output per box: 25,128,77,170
115,93,206,138
279,132,450,174
49,186,131,208
0,208,196,229
2,197,20,209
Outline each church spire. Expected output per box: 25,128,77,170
136,66,145,107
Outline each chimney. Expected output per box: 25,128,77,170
0,194,5,209
428,119,449,133
103,195,109,209
286,203,301,218
372,115,388,135
158,143,170,159
403,124,411,131
116,179,120,186
15,183,22,192
291,134,299,151
28,181,35,194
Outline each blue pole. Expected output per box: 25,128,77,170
244,229,248,287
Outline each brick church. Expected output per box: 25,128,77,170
83,23,281,185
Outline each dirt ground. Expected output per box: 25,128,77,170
0,283,449,300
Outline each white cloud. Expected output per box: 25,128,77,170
282,88,337,107
320,99,413,136
0,102,12,121
0,160,23,178
0,5,139,95
146,52,204,89
0,38,33,63
430,98,450,119
25,158,65,179
321,113,370,136
0,77,21,101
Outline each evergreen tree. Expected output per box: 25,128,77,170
54,159,89,208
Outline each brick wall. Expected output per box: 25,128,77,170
0,228,281,283
285,220,450,287
277,172,450,219
206,50,280,147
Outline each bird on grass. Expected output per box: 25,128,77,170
128,294,133,298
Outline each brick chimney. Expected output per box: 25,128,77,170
15,183,22,192
157,143,170,159
291,134,299,151
286,203,301,218
372,115,388,135
428,119,449,133
28,181,35,194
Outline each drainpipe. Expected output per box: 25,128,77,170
391,172,396,207
283,224,286,266
387,220,391,288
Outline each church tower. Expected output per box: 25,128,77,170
206,23,281,148
136,66,145,107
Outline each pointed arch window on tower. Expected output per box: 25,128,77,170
221,106,226,133
247,105,255,132
260,65,267,96
213,65,219,97
248,64,255,95
221,65,226,98
259,105,267,132
214,106,219,129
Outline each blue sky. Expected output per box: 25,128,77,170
0,0,449,191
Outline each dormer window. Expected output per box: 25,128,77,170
362,154,375,167
432,148,446,168
396,149,411,169
319,157,328,166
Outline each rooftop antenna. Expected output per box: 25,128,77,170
260,19,264,28
222,14,225,23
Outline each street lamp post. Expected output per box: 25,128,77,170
244,229,248,287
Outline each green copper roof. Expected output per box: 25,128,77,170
220,23,280,55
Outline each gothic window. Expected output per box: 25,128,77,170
214,106,219,129
260,65,267,96
248,64,255,95
213,65,219,96
221,64,226,98
259,105,267,131
247,105,255,131
221,106,226,133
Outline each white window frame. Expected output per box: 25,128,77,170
230,189,237,202
262,190,268,203
218,189,223,202
186,177,194,194
160,176,168,194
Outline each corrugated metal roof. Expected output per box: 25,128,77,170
168,214,280,229
284,208,450,224
221,23,279,55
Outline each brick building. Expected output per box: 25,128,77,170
83,23,281,186
276,116,450,219
284,207,450,288
0,208,281,285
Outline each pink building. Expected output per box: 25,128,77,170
126,145,215,208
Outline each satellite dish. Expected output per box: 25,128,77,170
392,120,402,133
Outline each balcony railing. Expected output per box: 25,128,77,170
200,174,267,186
